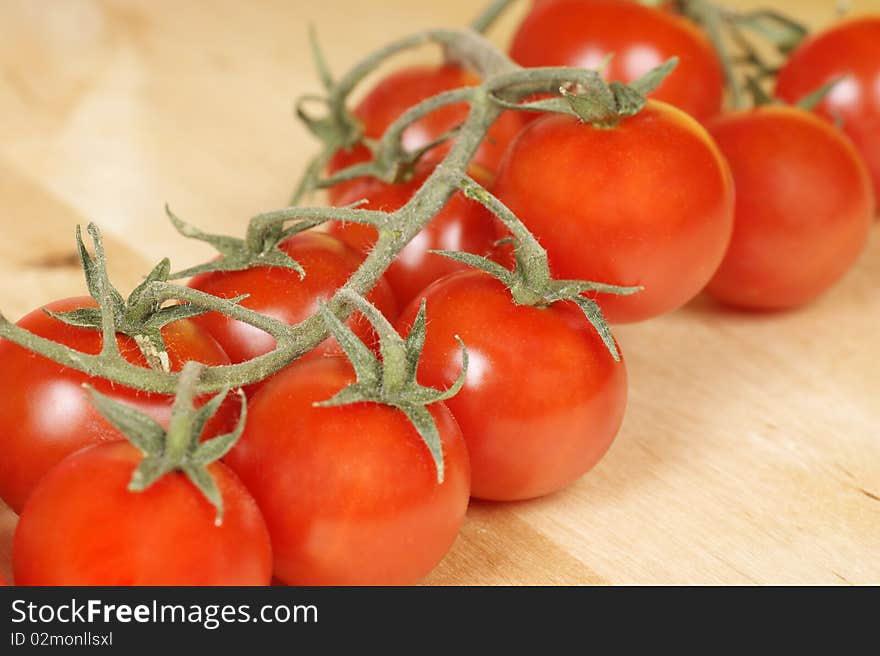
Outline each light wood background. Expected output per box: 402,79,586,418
1,0,878,585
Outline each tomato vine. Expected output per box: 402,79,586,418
0,0,815,397
0,23,638,395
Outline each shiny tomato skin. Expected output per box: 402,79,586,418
397,271,627,502
225,357,470,586
329,166,498,308
776,17,880,204
704,106,874,309
510,0,724,122
13,442,272,585
188,231,397,369
327,64,525,203
493,100,734,323
0,297,236,513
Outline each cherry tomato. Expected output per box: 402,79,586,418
188,232,397,377
704,106,873,310
13,442,271,585
397,271,626,501
509,0,724,122
776,17,880,205
225,357,470,585
329,162,498,308
492,101,734,323
0,297,237,513
328,64,525,203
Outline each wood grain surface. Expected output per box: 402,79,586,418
1,0,878,585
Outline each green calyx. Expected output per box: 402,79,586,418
315,290,468,484
291,26,375,204
291,27,366,204
290,26,483,203
298,25,364,153
47,224,219,372
433,175,638,361
167,203,396,280
166,205,309,279
299,87,473,201
85,361,247,524
561,58,678,128
489,58,678,128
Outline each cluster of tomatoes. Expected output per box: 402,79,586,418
1,0,878,587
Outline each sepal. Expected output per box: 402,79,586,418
84,362,247,524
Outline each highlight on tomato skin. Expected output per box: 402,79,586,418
509,0,725,122
704,105,874,311
326,64,526,204
397,270,628,502
187,231,397,393
775,16,880,206
492,100,735,324
329,161,499,309
224,356,471,586
13,442,273,586
0,297,239,514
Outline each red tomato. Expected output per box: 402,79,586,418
776,17,880,205
13,442,271,585
509,0,724,122
225,357,470,585
492,100,734,323
329,163,498,308
188,232,397,377
704,106,873,309
397,271,626,501
0,297,236,513
328,64,525,203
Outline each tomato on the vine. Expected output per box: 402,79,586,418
397,271,627,502
329,161,498,307
225,357,470,585
776,17,880,204
0,297,237,513
509,0,724,122
13,442,271,585
704,105,874,310
492,101,735,323
327,64,525,203
188,232,397,376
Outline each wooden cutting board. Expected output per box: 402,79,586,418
1,0,878,585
